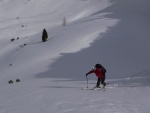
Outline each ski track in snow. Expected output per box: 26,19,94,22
0,77,150,113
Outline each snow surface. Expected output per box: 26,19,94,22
0,0,150,113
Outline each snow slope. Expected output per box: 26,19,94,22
0,0,150,113
0,0,113,82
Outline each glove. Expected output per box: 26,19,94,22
86,73,88,76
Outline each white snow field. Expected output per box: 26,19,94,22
0,0,150,113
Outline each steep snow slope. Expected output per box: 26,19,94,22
0,0,150,113
0,0,114,83
0,0,150,81
45,0,150,79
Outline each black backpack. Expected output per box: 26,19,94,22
95,64,106,74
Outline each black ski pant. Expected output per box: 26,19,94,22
96,76,106,87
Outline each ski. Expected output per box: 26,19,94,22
82,87,101,90
82,84,109,91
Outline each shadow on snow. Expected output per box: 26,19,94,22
35,0,150,87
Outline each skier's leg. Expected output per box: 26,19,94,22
96,78,100,87
101,77,106,87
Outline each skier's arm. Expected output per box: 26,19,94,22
86,70,95,76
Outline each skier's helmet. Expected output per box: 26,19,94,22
95,64,102,68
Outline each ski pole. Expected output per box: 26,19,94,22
86,76,88,88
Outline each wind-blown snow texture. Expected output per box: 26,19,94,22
0,0,150,113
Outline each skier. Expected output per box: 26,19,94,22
86,64,106,88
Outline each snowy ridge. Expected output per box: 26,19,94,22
0,0,109,38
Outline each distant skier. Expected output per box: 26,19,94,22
86,64,106,88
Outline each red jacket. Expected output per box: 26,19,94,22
87,67,103,79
